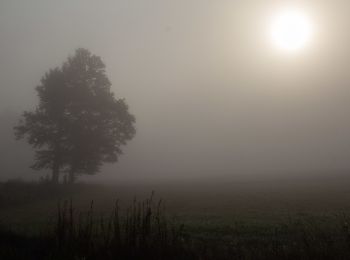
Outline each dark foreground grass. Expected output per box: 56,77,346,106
3,180,350,259
0,194,194,260
3,199,350,259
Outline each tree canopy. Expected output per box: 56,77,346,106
15,48,136,183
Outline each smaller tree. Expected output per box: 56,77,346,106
15,49,136,183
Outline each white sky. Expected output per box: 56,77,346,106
1,0,350,181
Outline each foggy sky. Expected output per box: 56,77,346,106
1,0,350,181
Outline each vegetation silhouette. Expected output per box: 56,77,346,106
14,48,136,184
2,187,350,259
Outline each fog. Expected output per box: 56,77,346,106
1,0,350,182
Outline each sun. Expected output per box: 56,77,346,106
269,8,314,52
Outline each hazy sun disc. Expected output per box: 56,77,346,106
270,9,313,52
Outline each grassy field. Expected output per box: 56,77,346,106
2,176,350,259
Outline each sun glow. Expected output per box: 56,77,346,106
269,8,314,52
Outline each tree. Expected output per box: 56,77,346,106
15,48,136,183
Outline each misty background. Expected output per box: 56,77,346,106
1,0,350,182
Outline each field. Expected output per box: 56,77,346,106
2,175,350,259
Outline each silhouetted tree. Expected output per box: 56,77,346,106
15,49,136,183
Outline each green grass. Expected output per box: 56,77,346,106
0,194,191,259
2,178,350,259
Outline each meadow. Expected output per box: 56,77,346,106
2,175,350,259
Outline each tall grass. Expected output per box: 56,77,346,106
4,190,350,259
51,192,192,259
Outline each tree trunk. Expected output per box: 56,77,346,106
52,143,61,184
52,163,60,184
